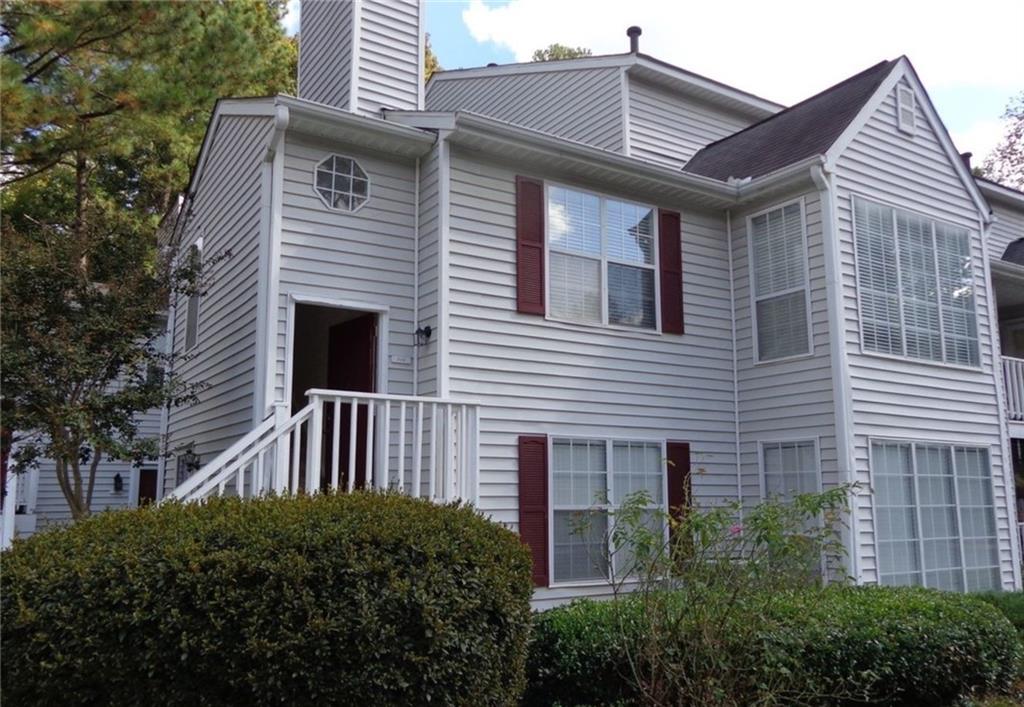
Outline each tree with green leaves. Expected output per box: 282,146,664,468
425,32,441,82
531,43,592,62
981,91,1024,190
1,0,296,520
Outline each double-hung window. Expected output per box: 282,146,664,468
872,440,999,591
748,201,811,361
853,197,979,366
761,440,819,499
547,186,658,330
551,438,665,583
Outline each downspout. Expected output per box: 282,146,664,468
412,156,420,396
981,211,1021,590
261,104,290,418
811,163,859,582
726,209,743,516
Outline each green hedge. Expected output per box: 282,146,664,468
2,491,533,706
977,591,1024,637
525,586,1022,706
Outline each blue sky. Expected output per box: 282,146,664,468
284,0,1022,162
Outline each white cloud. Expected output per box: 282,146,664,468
951,118,1008,164
461,0,1024,105
281,0,301,37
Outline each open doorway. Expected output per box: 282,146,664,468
290,303,380,491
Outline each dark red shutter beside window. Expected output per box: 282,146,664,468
659,209,684,334
666,441,692,534
516,176,545,315
518,434,549,587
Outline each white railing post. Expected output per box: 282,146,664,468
381,400,392,490
364,400,375,489
307,394,323,494
1004,357,1024,422
397,401,407,493
274,403,290,494
2,472,18,550
412,401,423,498
330,398,341,491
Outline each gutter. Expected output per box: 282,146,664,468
811,163,859,582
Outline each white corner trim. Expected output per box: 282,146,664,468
261,105,289,418
412,156,421,396
619,67,631,157
812,164,860,582
415,0,425,111
726,209,742,517
348,0,363,115
437,134,452,397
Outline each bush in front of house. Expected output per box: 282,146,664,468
1,491,534,706
524,586,1022,706
977,591,1024,637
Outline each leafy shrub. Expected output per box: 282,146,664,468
525,586,1022,706
976,591,1024,637
2,491,533,706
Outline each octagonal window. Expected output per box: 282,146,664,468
314,154,369,211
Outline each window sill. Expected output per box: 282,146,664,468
752,349,817,367
542,314,664,338
855,348,986,374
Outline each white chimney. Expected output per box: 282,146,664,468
298,0,424,116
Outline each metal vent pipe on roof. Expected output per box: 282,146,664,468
627,26,642,53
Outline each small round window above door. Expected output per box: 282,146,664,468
314,155,369,211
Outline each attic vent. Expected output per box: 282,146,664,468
315,155,369,212
896,85,916,135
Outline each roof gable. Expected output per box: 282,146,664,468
682,60,897,181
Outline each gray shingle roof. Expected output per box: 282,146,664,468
682,59,899,181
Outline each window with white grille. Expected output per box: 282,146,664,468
314,154,369,211
748,201,810,361
551,438,665,583
872,440,1000,591
547,186,658,330
853,197,979,366
761,440,819,499
896,85,916,135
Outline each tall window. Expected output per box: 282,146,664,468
872,440,999,591
761,440,819,498
853,197,979,366
551,438,664,583
748,201,810,361
184,242,202,351
547,186,658,330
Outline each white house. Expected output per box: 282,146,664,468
7,0,1023,607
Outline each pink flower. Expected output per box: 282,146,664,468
729,524,743,536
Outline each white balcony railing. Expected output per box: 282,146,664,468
1004,356,1024,422
168,390,480,505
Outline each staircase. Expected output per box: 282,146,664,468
168,390,481,505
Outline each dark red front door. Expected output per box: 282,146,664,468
137,467,158,506
326,313,377,490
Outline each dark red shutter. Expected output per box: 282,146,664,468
659,209,684,334
518,434,549,587
516,176,545,315
666,441,691,532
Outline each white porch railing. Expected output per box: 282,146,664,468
168,390,480,505
1004,356,1024,422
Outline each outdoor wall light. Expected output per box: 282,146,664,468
414,326,432,346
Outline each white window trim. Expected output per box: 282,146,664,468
312,153,371,213
867,436,1001,591
746,197,814,364
850,194,983,370
542,181,663,335
184,237,203,352
756,437,822,501
547,435,670,589
896,85,916,136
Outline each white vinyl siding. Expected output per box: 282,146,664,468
872,440,999,591
853,197,980,367
749,201,811,361
551,437,664,584
546,185,658,331
761,440,819,498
